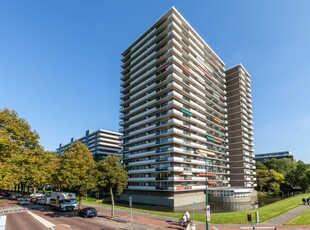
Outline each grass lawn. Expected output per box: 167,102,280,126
207,193,304,224
82,193,309,225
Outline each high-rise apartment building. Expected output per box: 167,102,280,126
120,7,255,208
57,129,122,161
225,65,256,188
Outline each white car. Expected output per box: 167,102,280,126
30,192,45,200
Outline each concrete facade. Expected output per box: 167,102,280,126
225,65,256,188
120,7,256,208
57,129,122,160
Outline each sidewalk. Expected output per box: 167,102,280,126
85,203,310,230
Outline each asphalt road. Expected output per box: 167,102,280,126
6,212,49,230
33,209,118,230
0,196,121,230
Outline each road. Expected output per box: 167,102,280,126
31,209,118,230
6,212,49,230
0,196,121,230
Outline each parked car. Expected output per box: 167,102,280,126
78,207,97,218
19,198,30,205
30,192,45,201
9,193,21,200
34,196,50,205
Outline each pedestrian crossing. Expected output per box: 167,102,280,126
0,205,49,214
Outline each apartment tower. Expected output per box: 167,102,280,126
120,7,233,208
225,65,256,188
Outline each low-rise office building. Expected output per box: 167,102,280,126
255,151,294,162
57,129,122,160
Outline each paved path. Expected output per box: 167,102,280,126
263,205,310,226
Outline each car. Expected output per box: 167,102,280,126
19,198,30,205
78,207,97,218
35,196,50,205
9,193,21,200
30,192,45,201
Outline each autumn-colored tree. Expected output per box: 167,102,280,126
23,149,60,193
0,108,41,189
97,155,128,218
56,141,97,209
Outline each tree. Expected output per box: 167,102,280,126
285,160,310,193
256,169,270,191
256,162,268,170
268,169,284,194
97,155,128,218
23,150,60,193
256,169,284,193
262,158,295,176
0,108,41,189
56,141,97,209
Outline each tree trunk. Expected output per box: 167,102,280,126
78,195,82,210
110,187,115,218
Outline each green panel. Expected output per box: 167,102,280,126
181,108,192,116
207,135,214,141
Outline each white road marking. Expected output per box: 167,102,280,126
27,211,55,229
0,215,7,230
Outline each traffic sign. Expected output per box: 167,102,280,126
129,197,132,207
206,205,211,221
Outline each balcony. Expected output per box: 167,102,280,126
155,157,169,162
155,166,169,171
128,177,156,182
127,186,155,191
155,177,168,180
156,186,169,190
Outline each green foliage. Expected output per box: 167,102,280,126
257,158,310,195
97,155,128,195
262,158,295,176
256,169,284,193
97,155,128,217
285,160,310,192
56,141,97,209
256,162,268,170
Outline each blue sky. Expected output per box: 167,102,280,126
0,0,309,163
